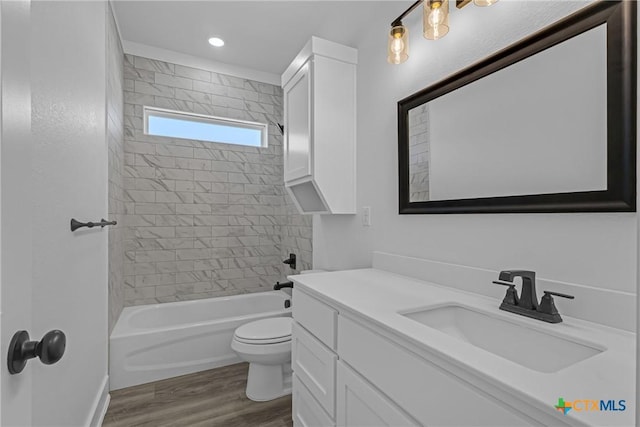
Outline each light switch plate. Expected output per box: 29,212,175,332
362,206,371,226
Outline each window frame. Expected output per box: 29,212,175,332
143,106,268,148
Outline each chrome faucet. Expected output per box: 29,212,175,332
493,270,574,323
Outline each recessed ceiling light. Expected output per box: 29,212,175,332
208,37,225,47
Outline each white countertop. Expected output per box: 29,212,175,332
289,268,635,427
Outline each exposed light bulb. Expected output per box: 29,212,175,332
387,25,409,64
390,37,405,54
428,7,444,26
423,0,449,40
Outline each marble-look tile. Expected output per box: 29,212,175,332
134,81,175,98
120,54,312,306
155,73,193,90
175,64,211,82
134,57,174,74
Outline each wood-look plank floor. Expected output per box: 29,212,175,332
103,363,292,427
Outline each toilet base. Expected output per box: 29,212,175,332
245,362,292,402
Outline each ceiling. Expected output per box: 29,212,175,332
112,1,406,76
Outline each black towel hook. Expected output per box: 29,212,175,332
70,218,117,232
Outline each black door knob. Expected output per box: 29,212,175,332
7,330,66,374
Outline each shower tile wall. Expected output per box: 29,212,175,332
107,3,125,332
282,195,312,274
122,54,312,305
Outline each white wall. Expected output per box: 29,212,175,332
314,1,637,326
30,2,109,425
0,1,34,425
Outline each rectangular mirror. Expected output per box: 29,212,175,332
398,1,636,214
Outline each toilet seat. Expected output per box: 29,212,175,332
234,317,292,345
235,335,291,345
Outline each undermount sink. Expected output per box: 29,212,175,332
400,304,604,373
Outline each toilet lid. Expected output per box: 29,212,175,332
234,317,292,344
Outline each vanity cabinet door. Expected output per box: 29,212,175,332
293,374,335,427
292,321,337,417
284,61,312,183
338,315,537,426
336,361,419,427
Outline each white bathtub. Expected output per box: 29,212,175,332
109,290,292,390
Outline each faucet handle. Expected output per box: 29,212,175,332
538,291,574,323
543,290,574,300
492,281,519,306
493,280,516,287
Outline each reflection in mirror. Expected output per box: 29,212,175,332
408,24,607,203
408,104,430,202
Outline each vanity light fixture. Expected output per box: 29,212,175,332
387,0,498,64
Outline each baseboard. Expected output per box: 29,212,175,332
87,375,110,427
373,251,635,332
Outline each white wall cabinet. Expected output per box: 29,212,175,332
284,62,312,182
282,37,357,214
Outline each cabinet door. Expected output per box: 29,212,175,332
293,375,335,427
336,361,419,427
284,61,312,182
292,321,337,416
338,316,537,426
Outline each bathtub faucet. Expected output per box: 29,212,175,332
273,281,293,291
283,253,296,270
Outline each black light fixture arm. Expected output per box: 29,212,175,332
391,0,424,27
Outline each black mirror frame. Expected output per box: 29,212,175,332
398,0,636,214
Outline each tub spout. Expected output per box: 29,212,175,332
273,281,293,291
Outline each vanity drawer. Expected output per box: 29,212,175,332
337,361,418,427
337,315,535,426
293,374,336,427
292,321,337,417
293,289,337,349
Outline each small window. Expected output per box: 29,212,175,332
144,106,267,148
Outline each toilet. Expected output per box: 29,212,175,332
231,317,293,401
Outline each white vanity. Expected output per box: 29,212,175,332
289,263,635,426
